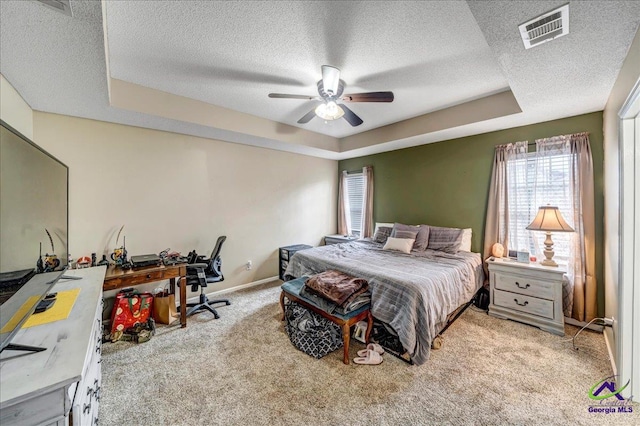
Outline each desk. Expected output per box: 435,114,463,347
103,263,188,328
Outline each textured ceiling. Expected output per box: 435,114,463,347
0,1,639,159
104,1,509,138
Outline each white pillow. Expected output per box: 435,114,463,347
383,237,415,254
374,222,394,235
460,228,472,252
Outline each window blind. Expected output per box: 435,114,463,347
507,152,574,260
345,172,364,237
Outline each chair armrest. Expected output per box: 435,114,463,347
187,263,208,269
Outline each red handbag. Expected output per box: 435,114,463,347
110,288,153,341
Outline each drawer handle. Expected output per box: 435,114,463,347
515,282,530,289
514,299,529,307
147,274,152,279
83,401,91,414
87,379,99,397
93,379,101,400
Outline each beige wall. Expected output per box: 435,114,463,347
602,27,640,363
32,112,338,296
0,74,33,139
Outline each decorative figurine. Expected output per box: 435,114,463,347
37,229,60,273
110,225,128,266
97,255,110,267
36,242,44,273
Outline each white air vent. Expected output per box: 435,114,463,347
34,0,72,17
519,4,569,49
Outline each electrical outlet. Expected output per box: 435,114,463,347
602,317,614,326
246,260,252,271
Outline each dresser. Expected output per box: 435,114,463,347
487,258,566,336
324,234,358,245
0,266,106,426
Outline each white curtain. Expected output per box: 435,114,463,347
361,166,374,238
337,170,349,236
483,141,528,278
534,133,596,320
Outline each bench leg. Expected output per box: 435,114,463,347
365,311,373,343
280,291,286,321
342,323,350,365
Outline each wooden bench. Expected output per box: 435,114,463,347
280,277,373,365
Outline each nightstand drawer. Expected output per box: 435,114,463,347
494,273,554,300
493,289,554,319
280,249,289,261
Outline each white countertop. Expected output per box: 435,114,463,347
0,266,106,408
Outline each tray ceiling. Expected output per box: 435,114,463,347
1,1,638,159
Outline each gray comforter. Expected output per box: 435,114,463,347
284,240,484,365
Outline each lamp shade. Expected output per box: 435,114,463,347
526,205,574,232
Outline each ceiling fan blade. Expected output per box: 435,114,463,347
339,104,363,127
321,65,340,95
297,108,317,124
269,93,318,100
341,91,394,103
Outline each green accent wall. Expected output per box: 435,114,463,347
339,112,605,315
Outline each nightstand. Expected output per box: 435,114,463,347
278,244,312,281
324,234,358,245
487,258,566,336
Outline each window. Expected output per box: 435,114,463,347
507,151,574,261
344,172,364,237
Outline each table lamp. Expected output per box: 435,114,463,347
526,205,574,267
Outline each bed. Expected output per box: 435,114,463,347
284,239,484,365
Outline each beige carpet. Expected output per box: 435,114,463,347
100,281,638,426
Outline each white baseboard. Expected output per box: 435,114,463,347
603,328,617,376
189,275,279,303
564,316,604,332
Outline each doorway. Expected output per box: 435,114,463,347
618,77,639,400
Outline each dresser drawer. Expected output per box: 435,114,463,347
494,272,555,300
493,289,554,319
104,270,164,289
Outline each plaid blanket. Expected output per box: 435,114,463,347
285,240,483,365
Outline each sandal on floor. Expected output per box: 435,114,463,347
356,343,385,357
353,349,383,365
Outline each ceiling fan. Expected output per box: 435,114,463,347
268,65,394,127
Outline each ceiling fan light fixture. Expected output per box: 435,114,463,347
315,101,344,121
321,65,340,95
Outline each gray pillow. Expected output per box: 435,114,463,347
373,226,392,244
391,223,429,251
427,226,464,254
413,225,430,251
394,230,418,240
391,223,419,237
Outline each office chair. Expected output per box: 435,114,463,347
183,236,231,319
